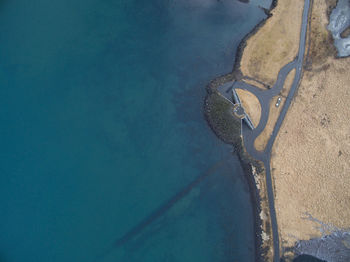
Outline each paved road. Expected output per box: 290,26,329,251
218,0,311,261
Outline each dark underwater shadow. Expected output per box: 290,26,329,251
93,156,230,261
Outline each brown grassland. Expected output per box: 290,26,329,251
240,0,304,86
236,0,350,258
236,88,261,127
271,0,350,254
254,69,295,151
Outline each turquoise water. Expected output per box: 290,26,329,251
0,1,265,261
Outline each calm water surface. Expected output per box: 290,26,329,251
0,0,265,261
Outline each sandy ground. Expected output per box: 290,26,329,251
271,0,350,250
236,88,261,127
240,0,304,86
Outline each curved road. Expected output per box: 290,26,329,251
218,0,311,261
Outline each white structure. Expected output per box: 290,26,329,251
232,89,255,130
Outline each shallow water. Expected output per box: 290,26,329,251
0,1,266,261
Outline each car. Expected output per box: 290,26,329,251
275,97,282,107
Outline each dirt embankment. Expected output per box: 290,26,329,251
271,0,350,260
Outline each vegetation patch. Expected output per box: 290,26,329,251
204,92,241,146
305,0,337,69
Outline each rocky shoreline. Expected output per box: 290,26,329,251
203,1,278,260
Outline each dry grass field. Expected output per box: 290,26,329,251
254,96,285,151
242,78,268,90
240,0,304,86
271,0,350,249
280,69,295,97
234,0,350,258
236,88,261,127
254,69,295,151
